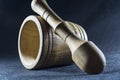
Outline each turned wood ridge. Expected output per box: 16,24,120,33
31,0,106,74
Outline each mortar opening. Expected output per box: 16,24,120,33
20,20,40,66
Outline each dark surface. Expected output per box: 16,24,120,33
0,0,120,80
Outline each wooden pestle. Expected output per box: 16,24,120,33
31,0,106,74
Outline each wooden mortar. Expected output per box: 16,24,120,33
18,15,88,69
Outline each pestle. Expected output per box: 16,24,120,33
31,0,106,74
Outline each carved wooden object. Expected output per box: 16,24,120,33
30,0,106,74
18,15,88,69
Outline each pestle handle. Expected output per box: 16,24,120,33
31,0,106,74
31,0,63,30
31,0,84,48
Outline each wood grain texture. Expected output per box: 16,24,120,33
18,15,88,69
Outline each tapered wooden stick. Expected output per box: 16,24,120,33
31,0,106,74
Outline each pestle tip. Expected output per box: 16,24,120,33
72,41,106,74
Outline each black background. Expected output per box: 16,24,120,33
0,0,120,56
0,0,120,79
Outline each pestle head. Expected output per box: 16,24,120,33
72,41,106,74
